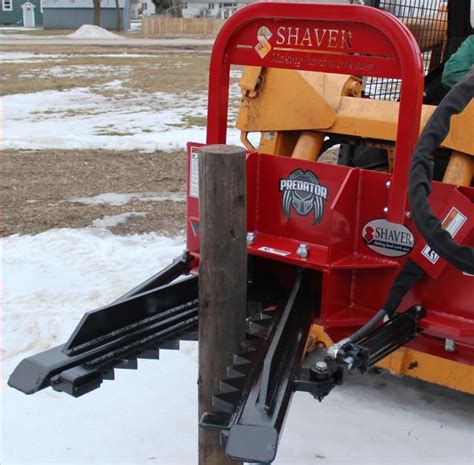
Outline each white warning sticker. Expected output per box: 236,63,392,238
258,246,290,257
189,147,200,198
421,208,467,264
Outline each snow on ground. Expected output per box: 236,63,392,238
2,229,473,465
19,64,133,80
91,212,147,228
0,51,68,63
0,52,155,64
71,191,185,206
67,25,122,40
2,84,241,151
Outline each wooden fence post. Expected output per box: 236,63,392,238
198,145,247,465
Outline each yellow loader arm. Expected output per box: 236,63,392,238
237,67,474,186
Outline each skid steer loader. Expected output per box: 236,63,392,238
9,1,473,463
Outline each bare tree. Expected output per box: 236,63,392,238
93,0,101,26
151,0,171,15
151,0,182,16
171,0,182,17
115,0,122,30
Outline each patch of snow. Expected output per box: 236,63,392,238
2,229,473,464
0,51,156,63
72,191,186,206
2,228,185,366
19,64,133,80
3,85,241,152
100,79,124,90
91,212,147,229
0,51,67,63
67,24,123,40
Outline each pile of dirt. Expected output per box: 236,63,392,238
67,25,122,40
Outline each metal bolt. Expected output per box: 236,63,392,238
444,339,456,352
310,361,330,380
414,305,424,316
246,232,256,245
405,211,412,219
383,207,389,214
314,361,328,371
296,243,310,259
386,181,391,188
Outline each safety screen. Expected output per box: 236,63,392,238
366,0,449,100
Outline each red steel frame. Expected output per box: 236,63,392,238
186,2,474,365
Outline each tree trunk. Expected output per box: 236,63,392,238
152,0,170,15
93,0,101,26
115,0,122,30
171,0,182,17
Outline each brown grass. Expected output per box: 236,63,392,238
0,149,187,237
0,50,211,96
0,45,245,237
0,29,73,36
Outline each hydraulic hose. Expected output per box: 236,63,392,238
409,69,474,274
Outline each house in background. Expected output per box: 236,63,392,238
181,0,251,18
130,0,155,19
42,0,130,30
0,0,43,26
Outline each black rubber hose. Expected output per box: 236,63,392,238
409,69,474,274
345,260,424,343
348,309,387,342
381,259,425,317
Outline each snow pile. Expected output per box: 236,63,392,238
67,24,122,40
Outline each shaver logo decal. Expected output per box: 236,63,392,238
255,26,273,58
254,24,352,59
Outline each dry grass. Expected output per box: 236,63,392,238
0,49,211,96
0,149,187,237
0,45,246,237
0,29,73,36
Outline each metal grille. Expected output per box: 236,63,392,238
366,0,449,100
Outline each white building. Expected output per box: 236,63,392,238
130,0,155,19
181,0,251,19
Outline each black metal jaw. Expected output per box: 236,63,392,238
201,269,319,463
8,253,198,397
201,304,426,464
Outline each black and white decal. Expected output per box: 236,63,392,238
362,219,414,257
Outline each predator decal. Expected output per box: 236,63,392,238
279,169,328,224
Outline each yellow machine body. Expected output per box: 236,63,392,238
237,67,474,186
307,324,474,395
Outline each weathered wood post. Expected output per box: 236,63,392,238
198,145,247,465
